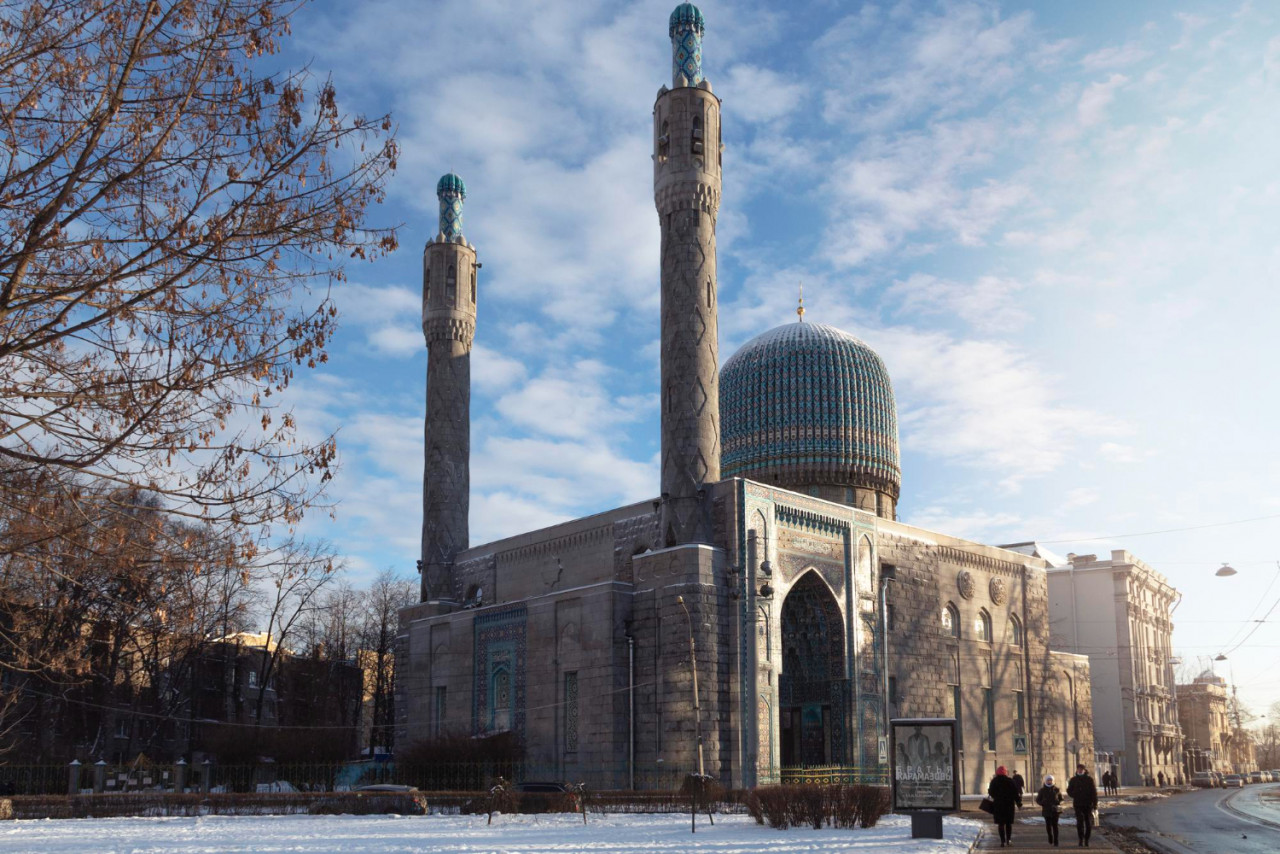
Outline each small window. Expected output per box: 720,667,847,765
115,718,129,739
1010,615,1023,647
942,603,959,638
976,610,992,642
658,119,669,160
471,268,477,303
446,265,456,303
691,114,703,154
434,686,447,737
888,675,898,707
425,267,430,302
248,670,258,688
886,603,896,632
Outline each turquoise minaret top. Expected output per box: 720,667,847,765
436,172,466,240
669,3,705,86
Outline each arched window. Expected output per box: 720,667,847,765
658,119,669,161
446,264,456,303
1010,614,1023,647
976,609,992,642
942,603,959,638
424,267,430,302
692,113,703,154
471,268,477,304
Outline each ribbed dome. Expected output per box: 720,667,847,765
436,172,466,198
669,3,705,36
720,322,901,510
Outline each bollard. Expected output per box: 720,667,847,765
67,760,81,795
93,760,106,794
201,759,212,794
174,759,187,793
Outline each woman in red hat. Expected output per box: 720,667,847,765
987,765,1022,847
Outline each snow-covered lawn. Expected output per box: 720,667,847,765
0,811,983,854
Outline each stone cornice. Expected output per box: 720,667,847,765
425,318,475,348
655,181,720,215
497,524,613,562
937,545,1028,578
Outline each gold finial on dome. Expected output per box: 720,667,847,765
797,282,805,322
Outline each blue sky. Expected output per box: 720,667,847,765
273,1,1280,715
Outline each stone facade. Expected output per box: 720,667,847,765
1177,672,1254,774
1046,551,1182,786
654,38,722,547
396,479,1092,792
420,175,478,602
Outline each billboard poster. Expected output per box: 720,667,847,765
890,717,959,812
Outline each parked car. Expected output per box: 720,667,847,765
1223,775,1244,788
1211,771,1224,787
1191,772,1216,789
1248,771,1264,784
1271,770,1280,780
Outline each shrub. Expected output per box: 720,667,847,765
745,789,764,825
745,783,890,830
852,783,890,828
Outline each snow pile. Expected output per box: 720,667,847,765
0,811,982,854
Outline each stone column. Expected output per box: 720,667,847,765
93,760,106,793
67,760,81,795
201,759,212,794
174,759,187,793
420,173,477,603
654,5,721,547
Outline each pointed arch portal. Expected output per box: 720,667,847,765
779,571,847,767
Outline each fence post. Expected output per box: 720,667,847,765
174,759,187,793
67,760,81,795
201,759,212,794
93,760,106,793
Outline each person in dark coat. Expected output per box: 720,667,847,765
1035,773,1064,846
1012,768,1026,796
1066,764,1098,847
987,765,1022,847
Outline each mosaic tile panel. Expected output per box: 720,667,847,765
472,605,527,738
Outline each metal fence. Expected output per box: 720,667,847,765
1,761,889,795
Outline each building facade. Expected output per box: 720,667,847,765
398,4,1094,794
1046,551,1183,786
1176,671,1255,775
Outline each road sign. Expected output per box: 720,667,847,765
1067,738,1082,755
879,736,888,764
1013,734,1028,755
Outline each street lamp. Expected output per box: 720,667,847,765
1215,563,1237,577
675,596,705,778
1215,654,1242,773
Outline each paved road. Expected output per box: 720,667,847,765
1104,784,1280,854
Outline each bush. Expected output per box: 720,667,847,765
745,783,890,830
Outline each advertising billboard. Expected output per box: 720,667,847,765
890,717,959,812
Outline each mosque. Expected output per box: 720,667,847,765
396,4,1094,794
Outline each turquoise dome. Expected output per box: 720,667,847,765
720,322,901,504
669,3,705,36
436,172,466,199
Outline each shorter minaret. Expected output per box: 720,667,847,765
420,173,477,603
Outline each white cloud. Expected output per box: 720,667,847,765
1077,73,1128,127
720,64,804,123
885,273,1030,332
1081,43,1151,70
332,283,422,357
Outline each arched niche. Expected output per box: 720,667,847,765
779,570,847,767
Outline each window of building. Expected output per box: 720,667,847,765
658,119,669,160
886,603,896,633
946,648,962,746
691,113,703,154
975,610,992,642
471,268,477,304
984,687,996,750
942,603,959,638
1010,614,1023,647
564,671,579,754
434,686,447,737
424,267,430,302
446,265,456,303
248,670,258,688
115,717,129,739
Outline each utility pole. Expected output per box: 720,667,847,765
676,596,705,777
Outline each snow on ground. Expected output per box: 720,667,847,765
0,811,983,854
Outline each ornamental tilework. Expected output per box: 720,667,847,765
473,605,527,738
669,4,705,85
720,322,901,497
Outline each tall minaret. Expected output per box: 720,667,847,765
420,173,477,602
655,3,722,546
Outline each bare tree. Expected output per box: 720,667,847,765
0,0,396,550
360,569,414,753
247,537,338,732
0,0,394,754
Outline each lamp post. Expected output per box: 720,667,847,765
676,596,706,778
1214,654,1242,773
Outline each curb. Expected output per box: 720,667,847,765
1220,787,1280,832
1135,831,1198,854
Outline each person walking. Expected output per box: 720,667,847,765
1012,768,1026,797
988,765,1022,848
1066,763,1098,847
1157,771,1165,788
1035,774,1064,847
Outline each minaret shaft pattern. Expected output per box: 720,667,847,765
421,174,475,602
654,27,721,546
